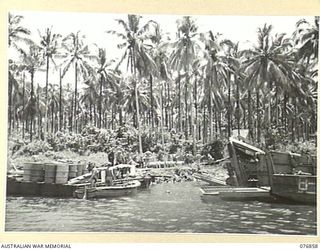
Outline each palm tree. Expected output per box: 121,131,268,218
38,27,61,138
20,72,28,139
107,78,127,129
190,60,204,141
122,78,150,127
8,60,22,135
290,19,318,141
80,77,99,125
219,40,241,138
294,17,319,64
149,23,170,129
168,16,201,154
62,82,74,131
242,24,295,142
60,31,96,133
107,14,158,155
96,48,120,128
8,13,31,135
216,40,249,139
10,76,24,133
200,31,229,142
8,13,32,50
47,83,60,133
19,44,43,141
58,69,64,131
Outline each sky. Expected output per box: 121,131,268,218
9,11,314,88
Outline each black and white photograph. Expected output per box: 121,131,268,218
5,9,318,235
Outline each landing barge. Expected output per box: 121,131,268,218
6,162,151,198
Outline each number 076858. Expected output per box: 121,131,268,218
300,244,318,248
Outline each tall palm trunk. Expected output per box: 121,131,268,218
30,70,35,142
59,70,63,131
119,106,123,126
130,45,143,156
63,111,67,131
55,110,58,133
203,105,207,143
45,56,49,139
134,80,143,155
311,109,316,135
236,78,241,137
178,74,182,132
275,85,279,126
256,88,261,143
165,81,168,128
189,73,195,156
163,82,166,128
33,119,36,137
37,84,41,139
111,106,114,129
227,73,231,138
69,97,73,132
167,80,172,130
74,61,78,133
51,96,54,134
292,97,297,142
161,82,164,131
185,74,189,140
208,77,213,141
268,81,272,128
102,112,106,128
150,74,154,128
194,74,198,140
214,110,218,139
160,82,165,152
93,103,96,127
99,74,103,129
219,112,222,136
22,73,25,139
248,90,252,140
8,72,13,136
283,92,287,134
243,107,246,130
89,102,93,123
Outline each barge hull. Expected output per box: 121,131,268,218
6,179,76,198
271,174,316,204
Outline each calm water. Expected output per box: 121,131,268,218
5,182,317,234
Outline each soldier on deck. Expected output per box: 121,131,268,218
87,162,99,187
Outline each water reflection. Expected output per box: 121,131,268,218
5,182,316,234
